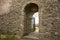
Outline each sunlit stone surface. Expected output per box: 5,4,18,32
0,0,12,15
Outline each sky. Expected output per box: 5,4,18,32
33,12,39,24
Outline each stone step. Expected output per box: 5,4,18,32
21,31,39,40
22,38,39,40
21,36,39,40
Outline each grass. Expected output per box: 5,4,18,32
35,27,39,32
0,30,20,40
0,35,20,40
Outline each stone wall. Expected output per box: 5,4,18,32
0,0,24,38
39,0,60,40
0,0,60,40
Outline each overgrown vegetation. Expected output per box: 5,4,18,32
0,35,19,40
0,30,20,40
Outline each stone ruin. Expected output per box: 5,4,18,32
0,0,60,40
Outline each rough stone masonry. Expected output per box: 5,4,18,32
0,0,60,40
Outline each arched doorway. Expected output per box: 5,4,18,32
23,3,39,36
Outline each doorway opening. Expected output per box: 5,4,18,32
32,12,39,32
23,3,39,37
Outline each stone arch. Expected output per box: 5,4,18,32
23,3,39,36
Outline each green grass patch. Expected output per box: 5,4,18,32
0,30,20,40
0,35,20,40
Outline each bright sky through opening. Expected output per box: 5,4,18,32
33,12,39,24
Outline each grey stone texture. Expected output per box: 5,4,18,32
0,0,60,40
